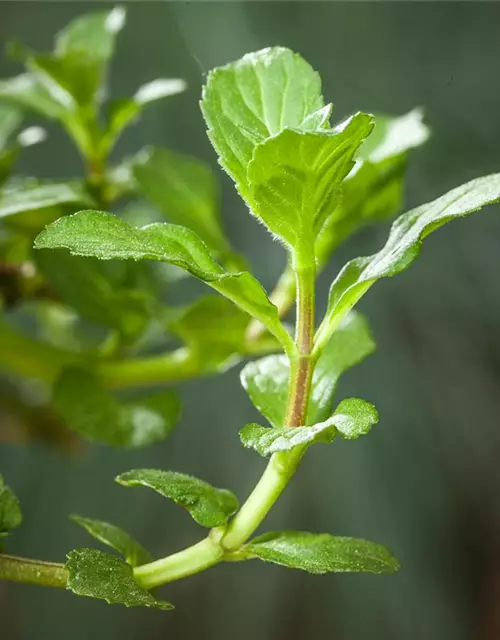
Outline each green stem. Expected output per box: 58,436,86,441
0,554,67,589
134,537,223,590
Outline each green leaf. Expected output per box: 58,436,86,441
0,181,94,231
316,109,430,267
103,80,186,153
66,548,172,610
201,47,325,194
55,7,126,62
240,398,378,457
241,311,374,428
244,531,400,574
316,173,500,352
53,368,180,448
0,73,68,120
34,211,291,351
0,474,22,536
116,469,239,528
0,105,46,184
35,250,149,341
0,105,22,150
133,147,229,255
70,515,151,567
246,113,374,258
168,295,250,372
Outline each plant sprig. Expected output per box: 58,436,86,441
2,44,499,611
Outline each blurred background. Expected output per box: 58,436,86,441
1,2,500,639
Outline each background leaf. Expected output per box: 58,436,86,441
116,469,238,528
134,147,229,255
53,368,180,448
70,515,151,566
0,474,22,536
66,548,172,610
244,531,400,574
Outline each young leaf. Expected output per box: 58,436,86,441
103,80,186,153
53,368,180,448
168,295,250,372
316,173,500,352
66,548,172,610
35,250,150,341
241,311,374,428
70,515,151,567
0,73,68,120
116,469,239,528
133,147,229,255
55,7,126,62
201,47,325,194
244,531,399,574
240,398,378,457
0,474,22,536
34,211,292,352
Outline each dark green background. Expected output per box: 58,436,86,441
1,2,500,639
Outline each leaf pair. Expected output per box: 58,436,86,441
201,47,375,266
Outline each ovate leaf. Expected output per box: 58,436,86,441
246,113,374,258
244,531,399,574
0,474,22,536
53,368,180,448
241,311,374,428
201,46,325,195
116,469,238,528
134,147,229,255
66,548,172,610
240,398,378,457
34,211,291,351
316,173,500,351
70,515,151,566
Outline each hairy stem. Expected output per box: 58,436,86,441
0,555,67,588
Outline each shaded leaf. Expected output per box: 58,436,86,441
316,173,500,351
241,311,374,428
34,211,291,350
116,469,238,528
0,474,22,536
53,368,180,448
35,249,150,341
244,531,400,574
66,548,172,610
169,295,250,372
240,398,378,457
133,147,229,254
70,515,151,566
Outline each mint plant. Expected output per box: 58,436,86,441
2,43,500,611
